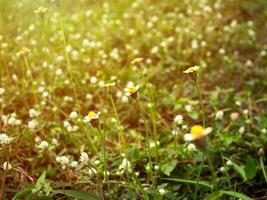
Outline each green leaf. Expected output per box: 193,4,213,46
225,158,247,182
221,190,252,200
245,156,256,179
162,178,213,190
53,190,100,200
206,191,223,200
35,171,47,191
12,187,33,200
206,191,252,200
188,111,199,120
160,160,178,176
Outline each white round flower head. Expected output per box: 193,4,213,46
184,133,193,142
70,111,78,119
174,115,183,124
243,109,249,115
29,108,39,118
185,105,192,112
187,143,196,152
121,95,129,103
219,166,225,173
63,120,71,128
230,112,239,121
239,126,245,134
2,161,12,171
55,68,63,76
70,161,78,168
86,93,93,100
52,138,58,145
90,76,97,84
0,87,5,95
262,128,267,134
8,117,17,126
215,110,224,120
80,152,89,164
37,141,49,150
28,119,39,129
0,133,12,145
34,136,41,143
56,156,70,166
158,188,167,195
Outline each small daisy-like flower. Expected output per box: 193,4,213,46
184,125,212,150
184,125,212,141
17,47,30,58
183,66,200,74
131,57,143,64
34,6,48,14
84,111,101,127
124,83,139,99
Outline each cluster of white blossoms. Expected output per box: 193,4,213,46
37,141,49,150
63,120,79,132
0,133,12,146
56,152,91,170
174,114,183,125
28,108,39,130
117,158,132,175
2,114,21,126
56,156,70,169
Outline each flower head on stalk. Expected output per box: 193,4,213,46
131,57,143,65
84,111,101,127
184,125,212,151
104,82,116,93
124,82,139,99
16,47,30,58
34,6,48,15
183,65,200,80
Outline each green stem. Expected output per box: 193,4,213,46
194,152,205,200
135,99,155,189
97,127,110,198
194,78,205,127
59,17,78,102
260,157,267,182
108,94,125,144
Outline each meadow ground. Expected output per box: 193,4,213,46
0,0,267,199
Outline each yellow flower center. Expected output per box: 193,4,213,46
88,111,96,119
190,125,204,137
128,87,136,94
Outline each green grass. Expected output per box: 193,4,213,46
0,0,267,199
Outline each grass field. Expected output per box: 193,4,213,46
0,0,267,199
